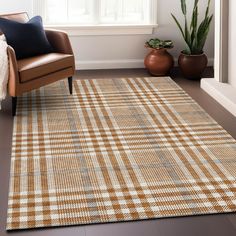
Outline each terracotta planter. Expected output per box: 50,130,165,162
144,48,174,76
178,52,208,79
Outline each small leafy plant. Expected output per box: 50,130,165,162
145,38,173,49
171,0,213,55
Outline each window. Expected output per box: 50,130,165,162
34,0,156,26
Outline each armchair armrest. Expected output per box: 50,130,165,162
45,29,74,55
7,46,20,97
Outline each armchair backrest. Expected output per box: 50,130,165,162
0,12,29,34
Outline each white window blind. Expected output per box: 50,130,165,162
34,0,156,25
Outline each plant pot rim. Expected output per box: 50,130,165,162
180,51,206,57
145,46,174,50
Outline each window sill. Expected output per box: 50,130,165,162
44,24,158,36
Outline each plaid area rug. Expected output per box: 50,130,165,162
7,77,236,230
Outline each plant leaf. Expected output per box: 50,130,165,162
184,14,192,52
197,14,213,52
181,0,187,15
171,13,185,39
205,0,211,18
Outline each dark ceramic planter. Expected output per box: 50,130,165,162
178,52,208,80
144,48,174,76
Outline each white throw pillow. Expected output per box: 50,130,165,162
0,34,6,41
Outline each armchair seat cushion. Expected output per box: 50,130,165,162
18,53,74,83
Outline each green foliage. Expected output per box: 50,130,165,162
171,0,213,55
145,38,173,49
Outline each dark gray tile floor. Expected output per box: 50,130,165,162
1,68,236,236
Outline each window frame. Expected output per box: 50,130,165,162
33,0,158,36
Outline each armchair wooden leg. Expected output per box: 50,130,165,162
12,97,17,116
68,77,73,95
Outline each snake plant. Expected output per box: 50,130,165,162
171,0,213,55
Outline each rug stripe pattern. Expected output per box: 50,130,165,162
7,77,236,230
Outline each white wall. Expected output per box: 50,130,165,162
228,0,236,88
0,0,215,70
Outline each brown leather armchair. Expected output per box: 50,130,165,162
0,12,75,116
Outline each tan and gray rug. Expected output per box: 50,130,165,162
7,77,236,230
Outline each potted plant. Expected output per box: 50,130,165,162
171,0,213,79
144,38,174,76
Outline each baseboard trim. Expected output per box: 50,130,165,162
76,59,145,70
76,58,214,70
208,58,214,67
201,78,236,117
